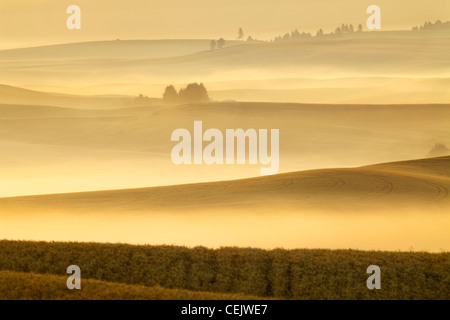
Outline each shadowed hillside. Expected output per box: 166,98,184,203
0,270,265,300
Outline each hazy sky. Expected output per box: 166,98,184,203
0,0,449,49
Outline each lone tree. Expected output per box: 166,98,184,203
237,28,244,40
163,85,179,104
217,38,226,49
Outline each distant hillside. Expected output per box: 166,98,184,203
0,39,240,61
1,32,448,77
0,84,132,109
1,32,449,102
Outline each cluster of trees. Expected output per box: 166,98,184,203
273,23,363,42
134,94,151,103
210,38,226,50
211,20,448,48
0,240,448,299
128,94,163,107
238,28,262,43
412,20,450,31
163,83,209,104
334,23,363,35
274,29,313,42
210,28,261,50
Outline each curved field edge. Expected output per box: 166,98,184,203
0,270,266,300
0,240,449,300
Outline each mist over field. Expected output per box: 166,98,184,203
1,25,450,252
1,31,449,103
0,2,449,301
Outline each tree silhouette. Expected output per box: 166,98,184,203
178,83,210,103
291,29,300,40
417,20,450,31
217,38,226,49
237,28,244,40
163,83,210,104
341,24,348,33
163,85,178,104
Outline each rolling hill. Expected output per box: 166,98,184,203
0,156,448,212
1,31,449,102
0,99,449,199
0,157,448,251
0,39,239,61
0,84,134,109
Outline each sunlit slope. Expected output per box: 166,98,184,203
1,156,448,212
0,157,448,251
